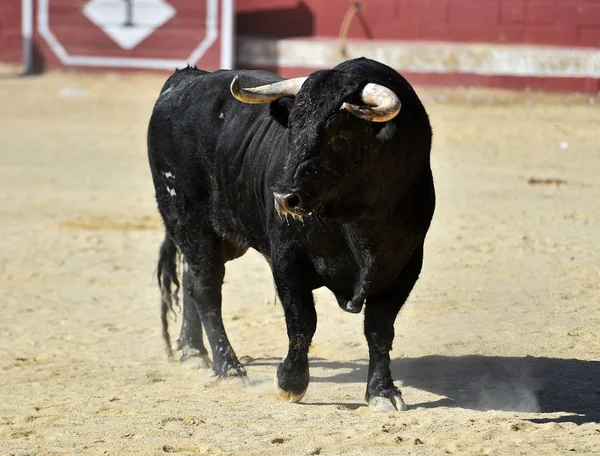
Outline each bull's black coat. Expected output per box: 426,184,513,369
148,58,435,410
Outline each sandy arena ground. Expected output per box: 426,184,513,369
0,70,599,456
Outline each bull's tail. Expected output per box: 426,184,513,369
157,234,180,360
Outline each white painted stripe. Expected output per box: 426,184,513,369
37,0,219,70
187,0,218,67
220,0,235,69
22,0,34,73
22,0,33,39
237,36,600,79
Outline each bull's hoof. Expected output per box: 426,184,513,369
189,357,212,370
274,377,307,403
180,347,211,369
368,395,407,412
275,357,309,403
217,365,247,378
213,358,247,378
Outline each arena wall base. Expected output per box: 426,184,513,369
237,36,600,93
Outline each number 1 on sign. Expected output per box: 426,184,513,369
123,0,133,27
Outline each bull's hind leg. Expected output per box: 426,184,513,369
363,247,423,412
175,259,211,367
185,232,246,378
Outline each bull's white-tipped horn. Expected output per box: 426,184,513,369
230,75,308,104
341,83,401,122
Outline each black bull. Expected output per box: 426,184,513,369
147,58,435,411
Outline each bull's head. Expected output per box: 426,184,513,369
230,70,401,221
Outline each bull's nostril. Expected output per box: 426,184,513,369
286,193,301,209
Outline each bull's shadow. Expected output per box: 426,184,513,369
249,355,600,424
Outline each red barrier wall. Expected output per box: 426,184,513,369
235,0,600,92
236,0,600,48
0,0,22,64
1,0,599,92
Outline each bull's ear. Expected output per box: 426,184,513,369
375,121,397,144
270,98,293,128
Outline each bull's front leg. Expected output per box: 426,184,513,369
363,300,407,411
364,247,423,412
272,256,317,403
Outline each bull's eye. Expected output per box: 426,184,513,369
329,131,350,145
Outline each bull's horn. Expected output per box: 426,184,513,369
230,75,307,104
341,83,401,122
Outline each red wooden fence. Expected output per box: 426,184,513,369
1,0,599,91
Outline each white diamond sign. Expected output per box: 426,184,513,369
38,0,221,70
83,0,176,50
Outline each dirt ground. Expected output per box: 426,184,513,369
0,70,599,456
